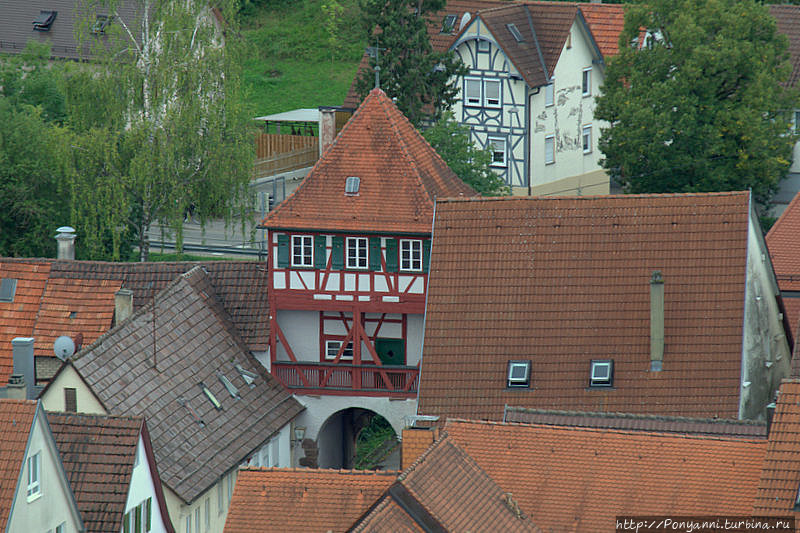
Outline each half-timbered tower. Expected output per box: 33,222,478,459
261,88,476,467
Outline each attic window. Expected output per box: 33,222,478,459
477,39,490,52
69,311,77,319
506,23,524,43
441,14,457,34
92,14,111,34
507,360,531,388
589,360,614,387
218,372,240,399
235,363,257,388
345,176,360,196
200,383,222,410
33,11,57,31
0,278,17,303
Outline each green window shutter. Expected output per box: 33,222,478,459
385,239,398,272
146,497,152,531
314,236,327,269
331,236,344,270
277,234,289,268
123,512,131,533
423,239,431,272
135,504,142,533
369,237,382,271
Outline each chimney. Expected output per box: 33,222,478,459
2,375,27,399
12,337,35,399
650,271,664,371
55,226,76,260
318,107,336,157
114,288,134,326
766,401,776,437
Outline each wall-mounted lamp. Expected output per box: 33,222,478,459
292,426,306,447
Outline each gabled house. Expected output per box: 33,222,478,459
260,88,475,468
47,412,173,533
40,266,304,533
418,191,791,421
766,190,800,334
0,399,83,533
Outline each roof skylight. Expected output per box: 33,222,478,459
218,372,240,399
507,23,524,43
92,14,111,34
441,14,457,34
0,278,17,303
345,176,360,196
235,363,257,388
33,11,57,31
200,382,222,410
507,360,531,388
589,360,614,387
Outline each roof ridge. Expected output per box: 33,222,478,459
436,190,751,203
503,406,767,427
237,466,399,476
767,190,800,240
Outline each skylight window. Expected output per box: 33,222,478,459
441,14,457,34
235,363,257,388
33,11,57,31
506,23,524,43
507,360,531,388
590,360,614,387
200,382,222,410
345,176,360,196
92,14,111,34
218,372,240,399
0,278,17,303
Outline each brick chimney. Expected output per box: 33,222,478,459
55,226,76,260
650,271,664,371
318,107,337,157
12,337,36,399
114,288,134,326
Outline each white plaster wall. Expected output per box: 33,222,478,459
166,472,236,533
406,314,424,367
275,310,319,362
740,208,792,420
7,413,81,533
40,365,107,415
246,424,291,468
124,435,169,533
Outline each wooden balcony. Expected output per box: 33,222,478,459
253,133,319,179
272,361,419,398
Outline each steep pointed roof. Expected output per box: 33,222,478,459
0,399,37,530
262,88,476,235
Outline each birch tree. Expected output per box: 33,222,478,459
66,0,253,261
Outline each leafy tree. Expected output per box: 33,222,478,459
356,0,466,126
423,112,509,195
65,0,255,261
595,0,797,212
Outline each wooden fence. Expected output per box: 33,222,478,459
255,133,317,159
252,134,319,179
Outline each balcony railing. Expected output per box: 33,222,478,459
272,361,419,398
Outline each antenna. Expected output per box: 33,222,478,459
54,336,76,360
366,41,385,90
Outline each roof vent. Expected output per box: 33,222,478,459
507,23,524,43
200,382,222,410
345,176,360,196
218,372,240,399
235,363,257,388
33,11,57,31
0,278,17,303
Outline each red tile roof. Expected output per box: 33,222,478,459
580,3,625,57
770,4,800,88
0,399,37,530
753,379,800,522
47,413,143,533
446,418,767,531
263,88,476,235
419,192,753,421
0,262,51,384
767,191,800,332
223,468,396,533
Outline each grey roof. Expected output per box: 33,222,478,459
69,266,303,503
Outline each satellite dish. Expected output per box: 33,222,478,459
54,336,76,360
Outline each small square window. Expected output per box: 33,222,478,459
400,240,422,271
488,137,506,167
582,125,592,154
484,79,501,107
441,14,457,34
507,360,531,388
465,78,481,106
582,67,592,96
346,237,368,269
590,360,614,387
326,340,354,361
545,81,554,107
291,235,313,267
0,278,17,302
477,39,490,52
544,135,555,164
345,176,360,195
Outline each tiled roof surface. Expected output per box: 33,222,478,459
400,428,437,469
753,379,800,521
223,468,396,533
263,89,475,234
0,262,51,383
71,266,302,503
353,437,540,532
767,191,800,332
580,3,625,57
48,412,141,533
446,419,766,531
503,407,767,438
349,497,425,533
770,4,800,88
32,278,121,358
0,399,37,531
419,192,752,421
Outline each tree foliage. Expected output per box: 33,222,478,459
66,0,255,261
356,0,466,126
595,0,797,211
423,112,509,196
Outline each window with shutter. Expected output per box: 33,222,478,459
385,239,398,272
422,240,431,272
314,236,327,269
276,234,290,268
369,237,382,271
331,237,344,269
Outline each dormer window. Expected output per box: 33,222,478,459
590,359,614,387
33,11,57,31
345,176,360,196
506,23,524,43
0,278,17,303
507,360,531,388
441,14,457,34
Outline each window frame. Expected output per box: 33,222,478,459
325,339,354,361
346,237,368,270
589,359,614,388
483,79,502,108
464,77,482,107
291,235,313,268
399,239,423,272
507,360,531,388
487,136,507,168
27,451,41,501
582,125,592,154
544,135,555,165
477,39,490,52
545,81,554,107
582,67,592,96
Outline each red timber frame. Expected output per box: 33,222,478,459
267,229,426,398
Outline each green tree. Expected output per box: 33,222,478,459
65,0,255,261
595,0,797,211
356,0,466,126
423,112,509,195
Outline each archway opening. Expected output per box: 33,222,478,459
315,408,399,470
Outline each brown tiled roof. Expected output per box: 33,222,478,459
400,428,437,469
446,418,766,531
419,192,753,421
767,191,800,333
349,497,425,533
0,399,37,530
503,407,768,438
263,89,476,235
352,436,540,532
69,266,303,503
47,412,142,533
580,3,625,57
770,4,800,88
753,379,800,521
223,468,396,533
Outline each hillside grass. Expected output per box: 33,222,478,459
241,0,366,115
